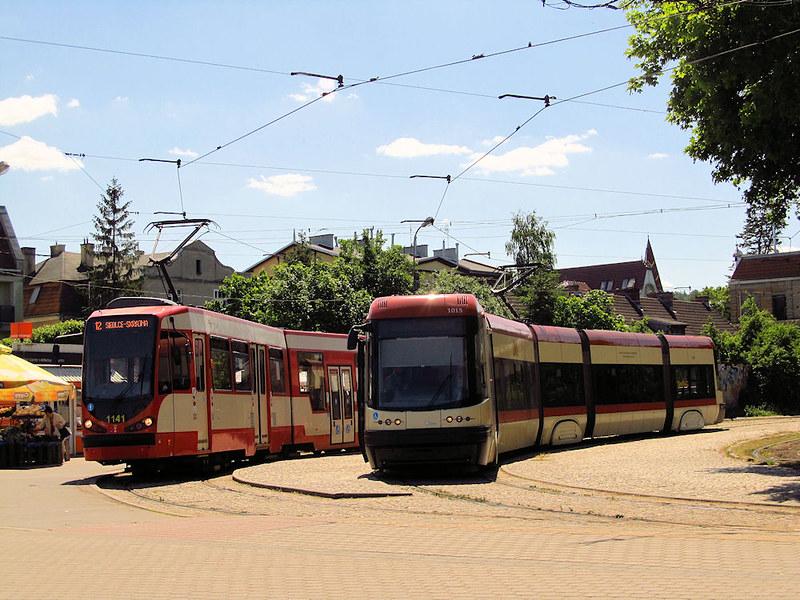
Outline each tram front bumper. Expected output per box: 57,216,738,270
364,426,493,468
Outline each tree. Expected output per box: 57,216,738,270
419,270,514,318
504,211,562,324
337,230,413,298
552,290,629,331
626,1,800,248
87,178,141,311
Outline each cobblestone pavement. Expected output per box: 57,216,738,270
2,418,800,599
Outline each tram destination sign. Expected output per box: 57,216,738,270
93,318,152,331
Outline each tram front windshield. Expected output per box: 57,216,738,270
83,316,156,423
373,317,478,411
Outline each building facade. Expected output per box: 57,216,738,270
729,251,800,323
0,207,24,336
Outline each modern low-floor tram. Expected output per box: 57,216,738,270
82,298,358,472
354,294,724,470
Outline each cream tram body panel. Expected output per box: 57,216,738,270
537,338,587,446
590,343,666,438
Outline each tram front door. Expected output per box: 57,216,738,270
327,366,355,445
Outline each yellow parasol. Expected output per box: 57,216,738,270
0,348,75,406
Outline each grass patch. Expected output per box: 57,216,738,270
727,432,800,463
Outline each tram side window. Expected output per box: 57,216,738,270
540,363,585,408
269,348,286,394
211,337,232,390
231,341,251,391
674,365,714,399
157,332,191,394
493,357,535,411
298,351,325,411
593,365,664,405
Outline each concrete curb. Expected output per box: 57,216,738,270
232,470,412,499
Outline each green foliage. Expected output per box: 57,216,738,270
552,290,629,331
743,404,779,418
337,231,413,298
419,270,513,318
516,269,563,325
31,320,85,343
505,211,555,268
704,297,800,414
626,2,800,251
87,178,141,311
505,211,562,324
206,231,411,333
2,320,85,346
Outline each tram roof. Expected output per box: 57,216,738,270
367,294,483,320
582,329,663,348
663,335,714,349
531,325,582,344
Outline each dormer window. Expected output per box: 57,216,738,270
600,280,614,291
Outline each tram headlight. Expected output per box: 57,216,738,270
84,420,92,429
446,416,453,423
456,416,463,423
394,419,401,426
143,417,153,427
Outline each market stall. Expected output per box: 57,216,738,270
0,346,76,468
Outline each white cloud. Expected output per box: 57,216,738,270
0,94,58,126
168,146,199,159
0,136,81,172
113,96,129,104
67,98,80,109
247,173,317,198
25,74,35,82
481,136,506,147
40,175,53,182
467,129,597,176
376,137,472,158
647,152,669,160
289,78,339,104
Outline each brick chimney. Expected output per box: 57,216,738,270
80,240,95,269
618,287,641,304
21,247,36,277
50,243,65,258
694,294,710,309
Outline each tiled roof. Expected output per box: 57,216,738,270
30,252,85,285
245,242,340,272
612,294,735,336
558,260,648,291
670,299,736,335
730,251,800,281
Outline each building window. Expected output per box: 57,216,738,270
29,286,40,304
213,288,224,299
600,280,614,291
620,278,635,289
772,294,787,321
196,259,202,276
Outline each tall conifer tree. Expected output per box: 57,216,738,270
87,178,141,311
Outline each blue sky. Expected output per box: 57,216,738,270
0,1,758,290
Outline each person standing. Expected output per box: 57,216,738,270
39,405,70,462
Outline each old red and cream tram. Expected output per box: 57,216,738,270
82,298,358,471
352,294,724,469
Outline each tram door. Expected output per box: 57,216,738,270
327,366,355,445
253,345,268,446
192,336,210,451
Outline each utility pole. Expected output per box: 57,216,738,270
401,217,434,291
